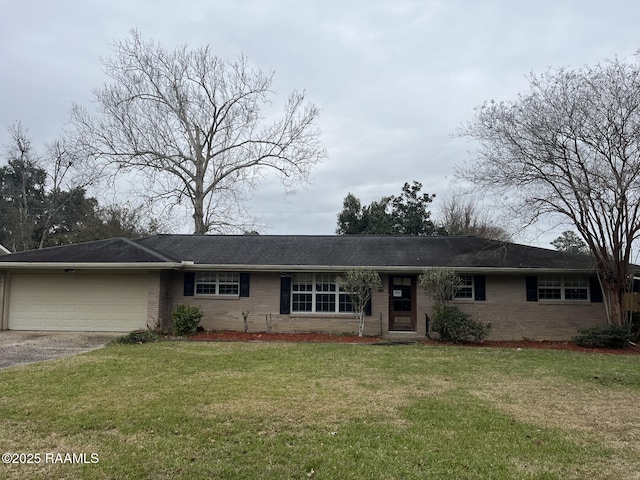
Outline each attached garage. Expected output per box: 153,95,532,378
7,273,149,332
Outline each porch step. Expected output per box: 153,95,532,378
381,332,423,344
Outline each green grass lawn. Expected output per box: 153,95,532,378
1,340,640,479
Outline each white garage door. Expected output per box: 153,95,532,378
8,273,149,331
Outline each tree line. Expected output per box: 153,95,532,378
336,180,509,240
0,122,157,252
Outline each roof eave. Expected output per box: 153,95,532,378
0,262,597,274
0,262,182,270
179,264,597,274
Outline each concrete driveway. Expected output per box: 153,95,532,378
0,331,122,369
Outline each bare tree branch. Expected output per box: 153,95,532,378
457,54,640,325
70,30,325,233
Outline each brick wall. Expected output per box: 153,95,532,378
0,270,5,330
449,274,607,341
168,271,608,340
148,271,172,330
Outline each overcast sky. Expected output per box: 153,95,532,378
2,0,639,245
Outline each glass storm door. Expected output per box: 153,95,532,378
389,276,416,331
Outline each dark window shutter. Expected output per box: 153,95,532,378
240,273,250,297
365,296,372,316
525,276,538,302
184,272,195,296
589,276,603,302
474,275,486,301
280,275,292,314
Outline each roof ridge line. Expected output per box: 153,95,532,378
120,237,177,263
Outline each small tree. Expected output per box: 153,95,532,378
336,268,382,336
418,268,463,306
419,268,488,343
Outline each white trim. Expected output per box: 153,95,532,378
194,271,240,297
0,261,597,275
170,264,597,274
454,274,475,300
0,262,181,270
538,275,590,301
290,273,353,314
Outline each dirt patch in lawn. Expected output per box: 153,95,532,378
184,331,640,354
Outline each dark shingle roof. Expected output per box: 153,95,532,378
0,234,596,271
0,238,174,263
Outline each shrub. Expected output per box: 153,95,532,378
573,325,633,349
112,329,159,345
431,305,488,343
172,304,203,335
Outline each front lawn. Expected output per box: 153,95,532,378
1,341,639,479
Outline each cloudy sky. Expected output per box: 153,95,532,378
1,0,639,245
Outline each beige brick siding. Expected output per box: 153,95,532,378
0,270,5,330
147,271,173,330
166,271,607,340
448,274,607,341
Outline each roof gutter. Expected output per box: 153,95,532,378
0,262,598,275
174,264,598,274
0,262,183,270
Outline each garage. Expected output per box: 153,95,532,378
7,273,149,331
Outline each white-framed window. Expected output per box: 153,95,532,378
291,273,354,313
538,276,588,301
195,272,240,296
454,275,474,299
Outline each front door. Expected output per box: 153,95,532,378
389,275,416,331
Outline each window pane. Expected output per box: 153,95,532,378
538,277,561,287
565,276,588,300
195,272,240,295
538,288,562,300
293,293,312,312
538,276,561,300
316,293,336,312
339,293,354,312
196,283,216,295
454,275,473,299
196,272,217,294
218,284,239,295
316,274,336,292
565,288,588,300
218,272,239,295
293,274,313,292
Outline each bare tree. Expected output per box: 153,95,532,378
70,30,325,234
438,194,510,241
336,268,382,336
457,54,640,326
37,138,101,248
1,122,43,251
1,122,118,250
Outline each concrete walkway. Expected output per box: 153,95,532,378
0,331,122,369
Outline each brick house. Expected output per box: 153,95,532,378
0,234,608,340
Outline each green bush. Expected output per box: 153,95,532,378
172,304,203,335
431,305,488,343
112,329,159,345
573,325,633,349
